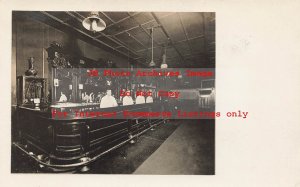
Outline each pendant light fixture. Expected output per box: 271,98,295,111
82,12,106,33
148,27,156,67
160,46,168,69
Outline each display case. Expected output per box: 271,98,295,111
16,76,47,108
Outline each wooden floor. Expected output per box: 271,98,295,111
134,119,215,175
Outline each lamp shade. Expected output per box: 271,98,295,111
148,59,156,67
82,12,106,32
160,63,168,69
160,53,168,69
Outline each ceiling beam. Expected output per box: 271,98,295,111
38,11,143,65
105,12,175,37
165,52,206,60
125,12,148,48
102,12,141,29
136,34,204,53
200,12,208,63
178,13,193,55
151,12,187,64
66,12,125,48
41,12,121,53
96,12,154,65
66,11,142,59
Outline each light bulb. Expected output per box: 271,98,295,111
91,20,98,31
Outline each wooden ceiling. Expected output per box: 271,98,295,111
19,11,215,68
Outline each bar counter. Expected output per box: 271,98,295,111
14,102,165,171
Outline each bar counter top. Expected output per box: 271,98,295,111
18,101,164,120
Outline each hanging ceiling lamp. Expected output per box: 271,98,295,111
82,12,106,33
148,27,156,67
160,46,168,69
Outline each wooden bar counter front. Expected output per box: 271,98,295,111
15,102,165,172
